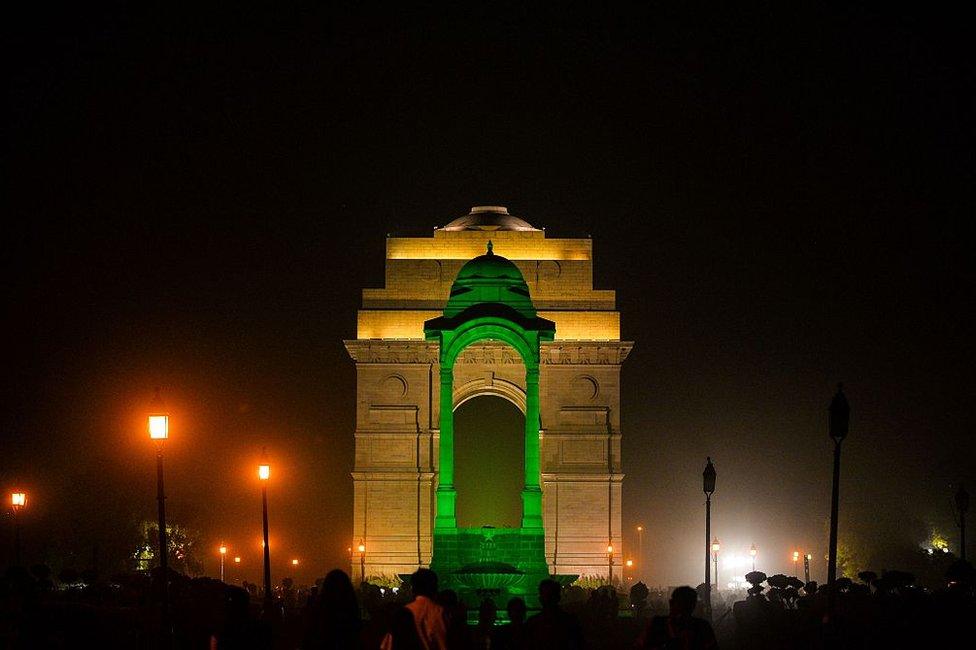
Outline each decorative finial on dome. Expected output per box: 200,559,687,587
486,240,494,255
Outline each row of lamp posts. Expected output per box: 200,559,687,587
701,386,850,619
147,389,279,640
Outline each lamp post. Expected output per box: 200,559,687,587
607,544,615,587
258,458,273,616
702,457,716,617
358,541,366,584
219,543,227,582
749,544,757,572
827,384,849,618
637,525,644,582
147,389,171,639
804,554,812,583
956,484,969,562
10,492,26,565
711,539,720,591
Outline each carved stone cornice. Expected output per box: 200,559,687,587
344,339,634,365
344,340,439,364
540,341,633,365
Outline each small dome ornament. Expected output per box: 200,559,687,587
486,240,494,256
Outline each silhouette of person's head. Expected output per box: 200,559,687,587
669,586,698,618
538,579,561,609
411,568,438,598
506,596,527,624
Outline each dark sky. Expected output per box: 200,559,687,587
2,3,973,586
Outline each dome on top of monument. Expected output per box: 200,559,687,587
441,206,539,232
454,241,525,282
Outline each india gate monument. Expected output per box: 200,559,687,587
344,206,632,600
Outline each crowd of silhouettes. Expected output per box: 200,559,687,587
1,558,974,648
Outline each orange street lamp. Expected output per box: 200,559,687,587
292,558,299,567
10,492,26,565
749,544,758,572
358,541,366,584
636,525,644,581
792,550,800,576
219,543,227,582
234,556,241,563
258,452,273,617
147,388,171,639
607,544,615,586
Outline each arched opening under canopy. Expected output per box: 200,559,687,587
453,395,525,529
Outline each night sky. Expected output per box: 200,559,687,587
3,4,973,587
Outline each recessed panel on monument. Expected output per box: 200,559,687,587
344,206,632,598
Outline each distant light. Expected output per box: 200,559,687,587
607,544,614,554
292,559,299,566
927,548,934,555
943,547,949,554
793,551,800,561
711,540,720,554
258,464,270,481
219,544,227,555
234,557,241,563
637,525,643,532
626,559,633,567
806,554,812,560
11,492,26,508
358,543,366,553
148,415,169,440
392,587,399,594
749,544,758,557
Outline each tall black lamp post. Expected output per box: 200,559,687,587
826,384,849,616
703,457,716,617
956,484,969,562
258,456,273,617
10,492,26,565
147,389,171,640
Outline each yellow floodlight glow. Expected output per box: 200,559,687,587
148,414,169,440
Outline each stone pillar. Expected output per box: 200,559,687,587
435,365,457,529
521,364,543,530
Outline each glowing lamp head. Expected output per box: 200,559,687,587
234,556,241,563
749,544,758,557
626,559,633,567
358,543,366,554
637,525,643,532
806,554,812,560
607,544,614,554
793,551,800,561
11,492,26,509
258,464,270,481
148,415,169,440
291,559,299,566
711,540,720,554
219,544,227,555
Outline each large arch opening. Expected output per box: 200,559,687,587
453,395,525,529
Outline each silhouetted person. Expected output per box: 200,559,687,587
382,568,447,650
304,569,361,649
438,589,471,649
491,597,526,650
216,585,269,649
524,579,583,650
472,597,496,649
639,585,717,650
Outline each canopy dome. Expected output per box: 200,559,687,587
441,206,539,232
441,241,535,319
455,241,525,282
